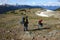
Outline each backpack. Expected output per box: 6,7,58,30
38,20,43,24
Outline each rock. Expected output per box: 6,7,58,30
19,31,33,40
6,30,10,33
45,30,60,40
56,25,60,28
47,30,59,37
11,39,14,40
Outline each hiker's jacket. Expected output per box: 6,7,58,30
24,18,29,27
38,20,43,24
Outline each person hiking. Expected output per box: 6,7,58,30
38,19,43,29
20,16,25,25
22,16,25,24
24,16,29,31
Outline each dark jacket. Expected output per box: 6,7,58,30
24,18,29,27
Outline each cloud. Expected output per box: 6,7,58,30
0,0,7,3
0,3,2,5
0,0,60,6
36,2,60,6
32,2,36,5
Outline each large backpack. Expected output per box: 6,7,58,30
38,20,42,24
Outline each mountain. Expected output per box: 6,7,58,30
0,4,19,13
0,4,60,14
0,5,42,14
54,8,60,11
40,6,60,10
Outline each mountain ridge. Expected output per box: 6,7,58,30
0,4,60,14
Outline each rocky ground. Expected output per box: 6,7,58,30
0,8,60,40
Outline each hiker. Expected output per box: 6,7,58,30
22,16,25,24
21,13,26,24
24,16,29,31
20,16,25,24
38,19,43,29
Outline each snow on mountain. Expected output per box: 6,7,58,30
35,10,55,17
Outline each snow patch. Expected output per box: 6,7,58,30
35,10,54,17
46,10,53,12
36,12,49,17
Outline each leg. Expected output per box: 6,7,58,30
38,25,41,29
24,26,28,31
26,25,28,31
38,24,43,29
24,26,26,31
41,23,43,27
25,27,27,31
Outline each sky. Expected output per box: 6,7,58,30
0,0,60,6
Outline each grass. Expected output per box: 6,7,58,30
0,8,60,40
